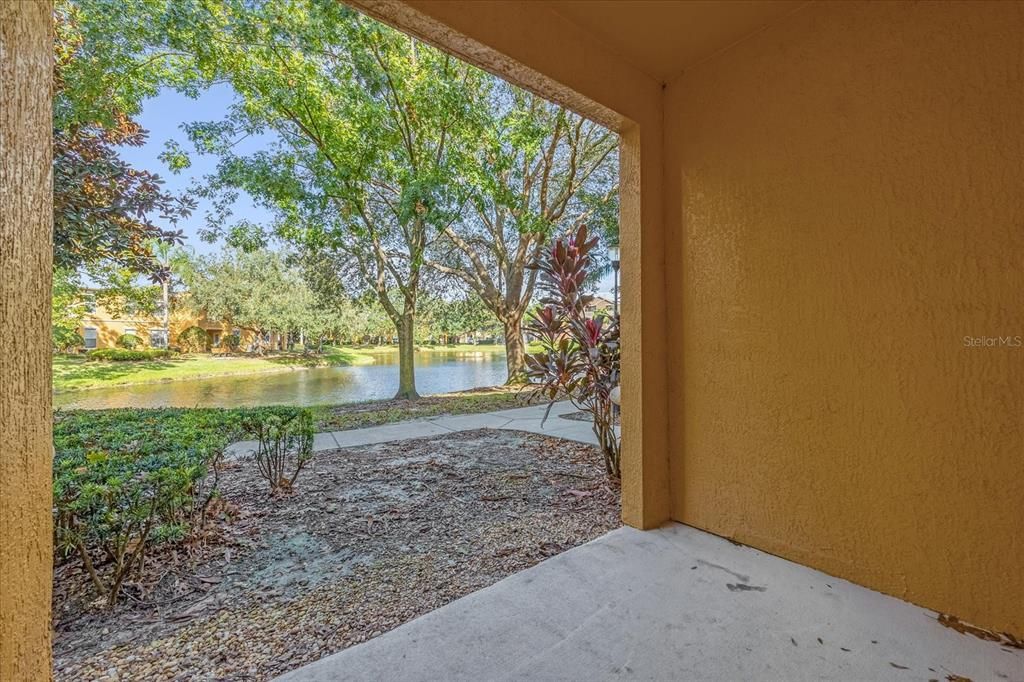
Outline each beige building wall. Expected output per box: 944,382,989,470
79,297,273,352
664,0,1023,636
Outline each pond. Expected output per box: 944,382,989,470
54,350,508,410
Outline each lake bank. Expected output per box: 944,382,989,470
53,347,514,410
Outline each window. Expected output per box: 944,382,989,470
124,327,136,337
210,332,222,347
149,329,168,348
83,327,98,349
83,296,96,314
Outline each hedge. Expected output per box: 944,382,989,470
87,348,173,361
53,406,311,604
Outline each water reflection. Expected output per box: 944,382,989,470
55,350,508,410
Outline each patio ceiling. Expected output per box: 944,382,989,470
545,0,804,82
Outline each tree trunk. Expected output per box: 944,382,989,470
503,314,527,384
1,1,54,676
160,278,170,348
394,313,419,399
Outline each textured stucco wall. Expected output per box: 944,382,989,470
352,0,672,529
665,0,1023,635
1,1,54,678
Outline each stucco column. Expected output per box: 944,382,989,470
1,1,54,678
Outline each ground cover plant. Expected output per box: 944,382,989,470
53,406,310,606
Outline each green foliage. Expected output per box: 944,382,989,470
53,268,86,352
177,326,209,352
88,348,172,361
418,295,499,343
53,3,193,280
221,331,242,352
240,409,315,494
53,406,305,604
116,333,143,349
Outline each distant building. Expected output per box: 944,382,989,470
584,295,615,318
77,292,282,352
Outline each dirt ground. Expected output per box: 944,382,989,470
53,429,620,681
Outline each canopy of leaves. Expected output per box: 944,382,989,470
53,1,195,277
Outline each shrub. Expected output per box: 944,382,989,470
54,329,83,353
53,407,310,604
116,333,143,349
87,348,172,361
525,224,621,477
53,408,235,605
178,326,209,352
221,331,241,353
241,409,315,494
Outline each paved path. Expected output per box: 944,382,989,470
226,400,597,458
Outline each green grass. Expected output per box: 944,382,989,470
309,386,533,431
53,346,376,393
55,386,535,434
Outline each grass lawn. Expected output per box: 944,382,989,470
52,346,376,393
55,385,534,433
309,385,532,431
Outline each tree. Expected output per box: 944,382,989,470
53,2,193,279
420,295,499,344
427,83,617,382
181,249,317,354
154,0,489,398
52,269,86,351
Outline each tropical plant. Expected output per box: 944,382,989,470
525,225,621,477
177,326,209,353
241,410,315,494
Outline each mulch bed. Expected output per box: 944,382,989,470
53,429,620,681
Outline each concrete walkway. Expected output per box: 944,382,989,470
226,401,598,458
279,523,1021,681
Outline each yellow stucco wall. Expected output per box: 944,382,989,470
665,0,1023,635
79,299,269,352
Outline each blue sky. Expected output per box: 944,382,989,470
124,85,618,297
118,85,273,258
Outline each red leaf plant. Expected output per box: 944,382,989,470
524,224,621,478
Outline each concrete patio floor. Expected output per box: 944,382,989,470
279,523,1021,681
